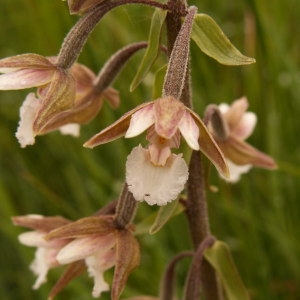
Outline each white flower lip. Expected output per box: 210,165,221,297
126,145,189,206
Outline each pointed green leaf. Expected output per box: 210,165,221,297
135,199,185,235
191,14,255,65
150,199,179,234
130,8,167,91
204,240,250,300
152,64,167,99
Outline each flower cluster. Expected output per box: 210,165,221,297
12,214,140,299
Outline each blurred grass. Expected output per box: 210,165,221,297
0,0,299,299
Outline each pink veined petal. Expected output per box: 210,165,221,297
15,93,41,148
57,233,116,265
178,111,200,150
233,112,257,140
125,104,155,138
154,96,185,139
0,69,53,90
126,146,189,206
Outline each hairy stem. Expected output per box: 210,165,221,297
113,183,138,229
56,0,171,69
94,41,148,93
186,151,223,300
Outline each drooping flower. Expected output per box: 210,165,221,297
207,97,277,182
13,213,139,299
0,53,75,134
15,63,119,147
45,215,140,299
12,214,71,289
85,95,228,205
0,54,120,147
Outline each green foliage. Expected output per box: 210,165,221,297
204,240,250,300
191,13,255,65
0,0,299,300
130,8,167,92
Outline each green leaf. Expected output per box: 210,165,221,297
191,14,255,65
150,199,179,234
130,8,167,91
152,64,167,99
135,199,185,235
204,240,250,300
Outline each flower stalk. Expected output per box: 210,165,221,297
56,0,171,69
113,183,138,229
186,151,224,300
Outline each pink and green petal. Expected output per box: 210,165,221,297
125,104,155,138
0,53,54,70
154,96,185,139
0,69,53,90
84,102,152,148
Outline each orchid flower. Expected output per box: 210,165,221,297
0,53,75,134
13,213,140,299
207,97,277,182
12,215,71,289
85,95,228,205
0,54,120,147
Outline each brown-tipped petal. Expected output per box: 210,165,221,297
112,230,140,300
33,70,76,134
154,96,185,139
219,136,277,169
46,215,115,240
48,261,86,300
12,215,71,231
0,53,54,71
84,102,151,148
188,108,229,178
103,87,120,109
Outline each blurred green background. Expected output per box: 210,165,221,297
0,0,299,299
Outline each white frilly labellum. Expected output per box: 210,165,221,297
15,92,41,148
126,145,189,206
